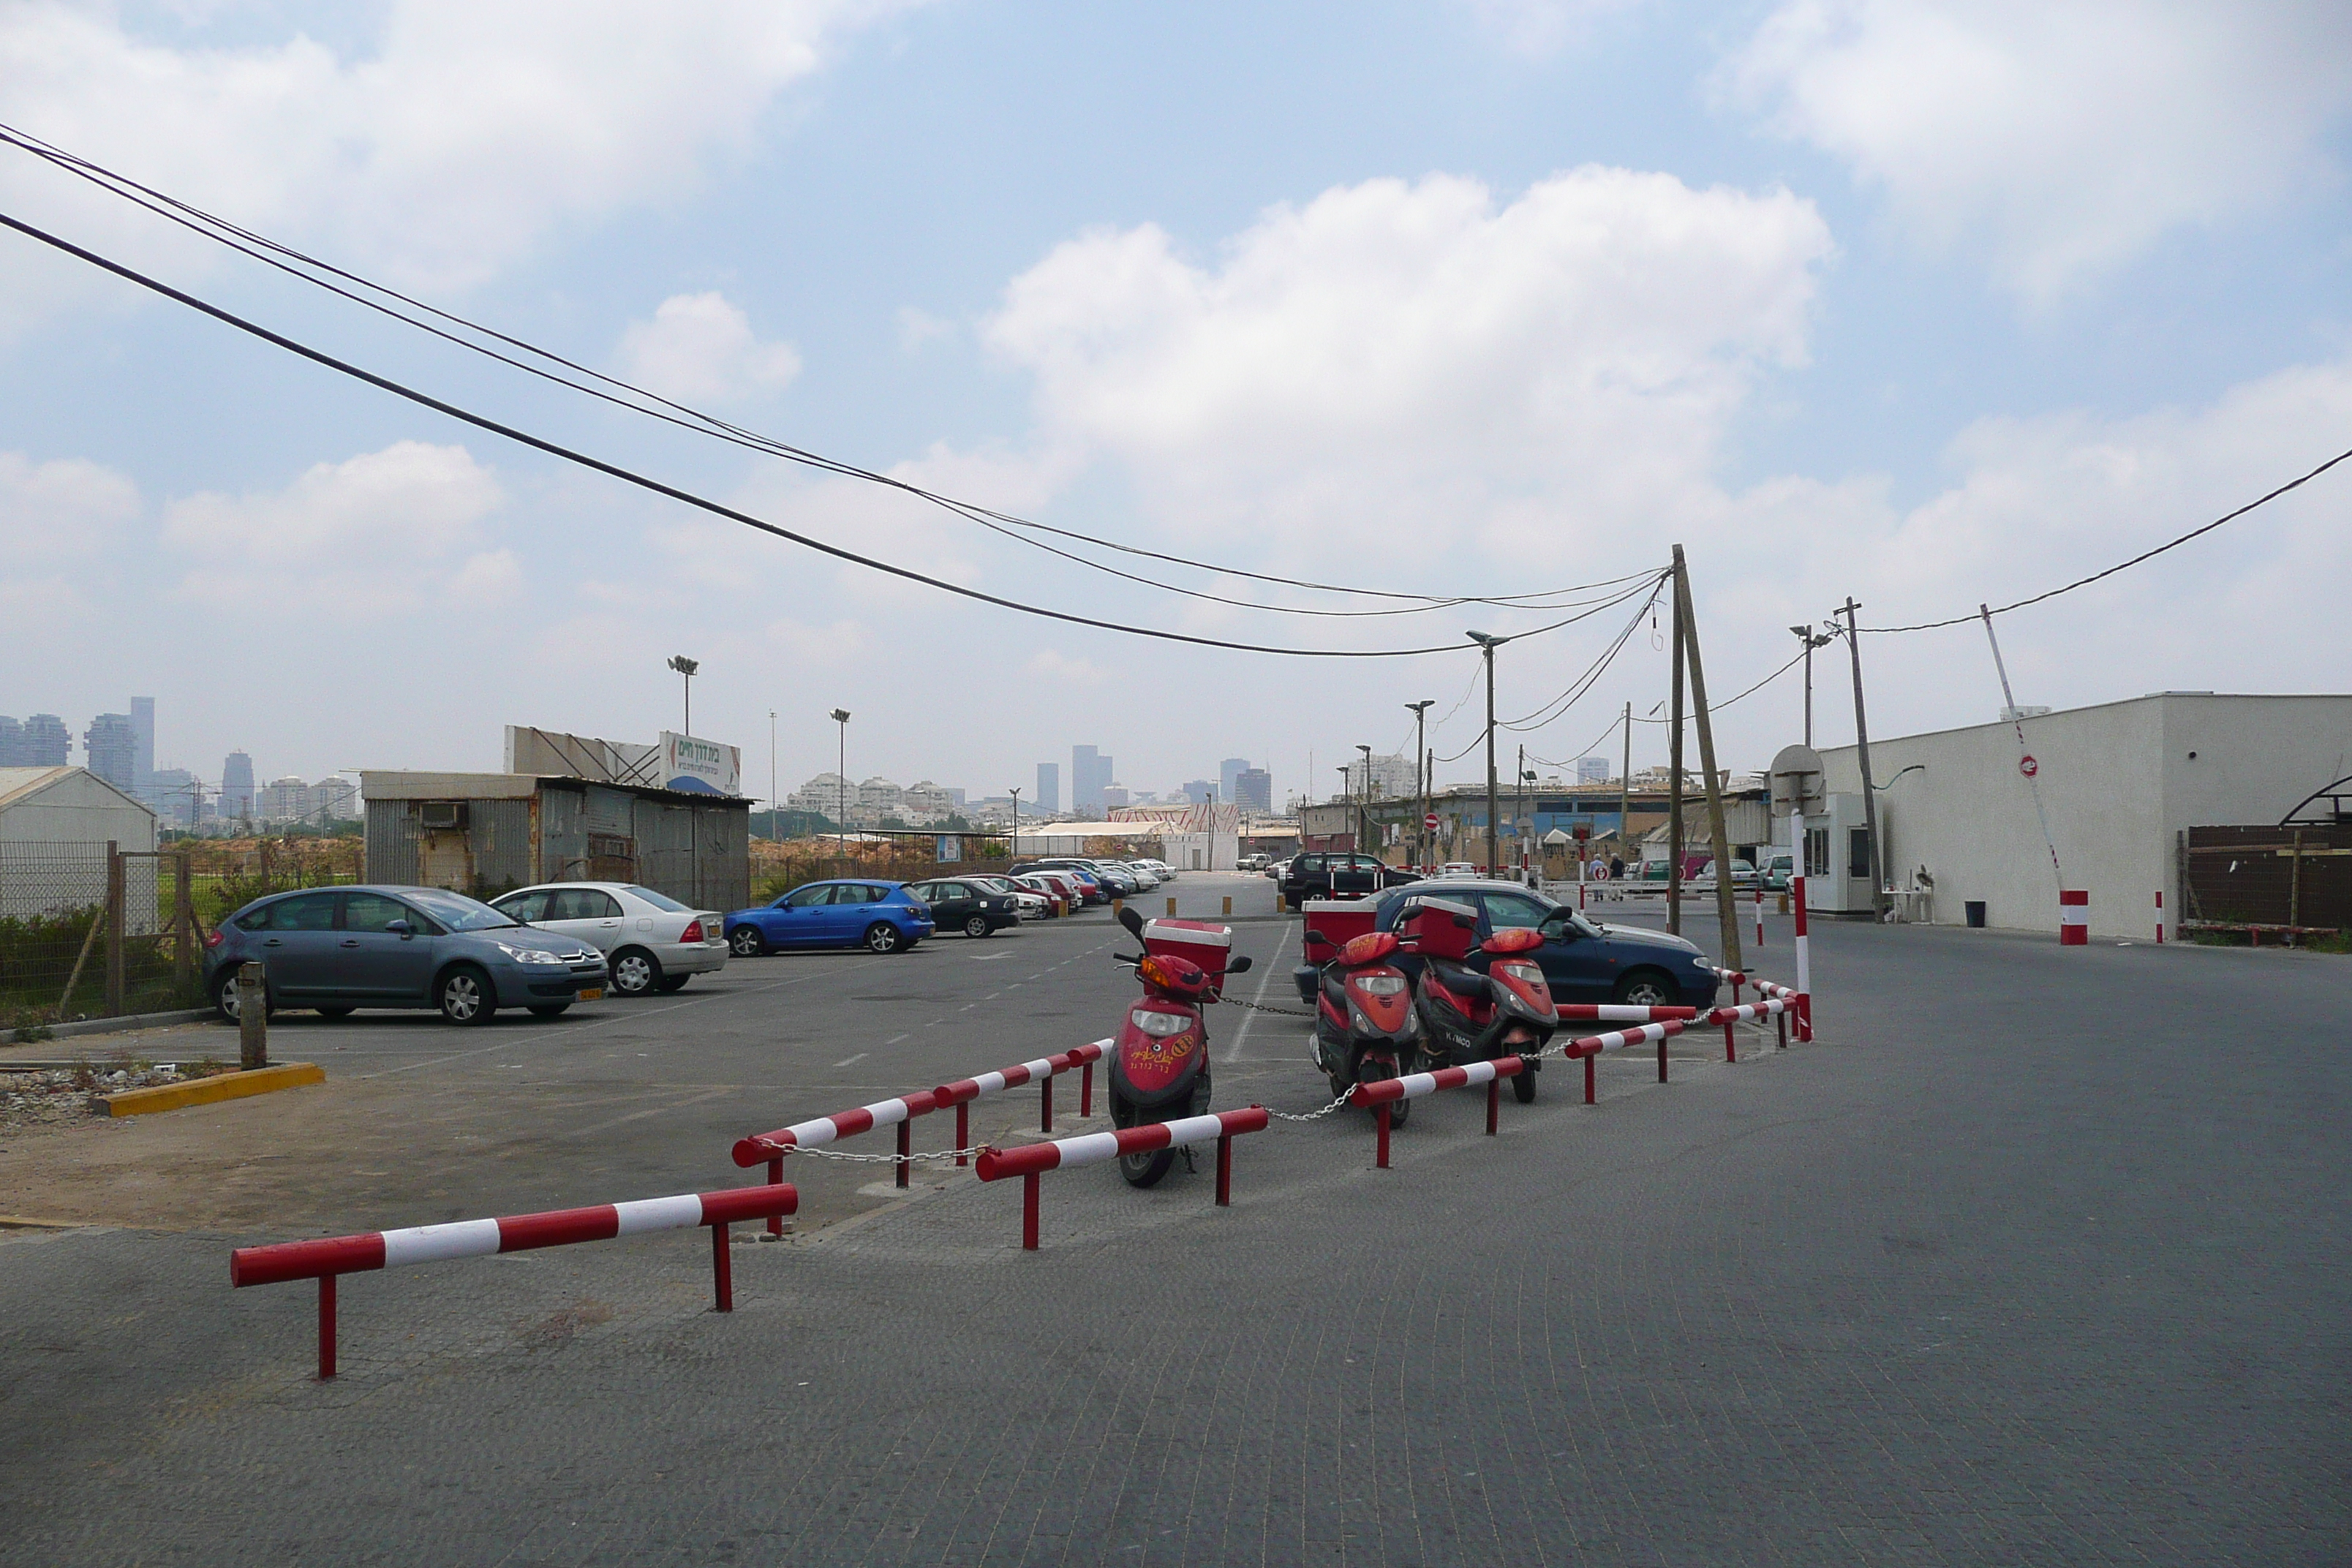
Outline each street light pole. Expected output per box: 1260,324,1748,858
1009,786,1020,863
1467,632,1510,875
1789,625,1833,747
668,655,699,736
1406,700,1433,872
1839,600,1885,919
1356,744,1373,861
768,709,777,842
829,708,851,862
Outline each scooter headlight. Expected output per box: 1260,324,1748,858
1129,1009,1191,1037
1353,974,1407,997
1498,960,1546,987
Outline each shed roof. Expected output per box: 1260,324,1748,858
0,766,151,815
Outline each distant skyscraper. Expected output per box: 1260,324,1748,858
130,696,154,789
1182,779,1214,804
1100,783,1128,813
1234,767,1273,813
221,751,256,819
1576,756,1609,785
21,715,69,766
1035,761,1060,813
83,714,137,792
0,717,22,766
1071,745,1113,813
1219,757,1249,803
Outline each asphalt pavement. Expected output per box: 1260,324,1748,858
1,875,2345,1565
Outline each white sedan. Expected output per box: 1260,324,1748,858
490,882,728,998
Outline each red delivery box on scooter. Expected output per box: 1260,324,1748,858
1142,919,1235,998
1399,896,1479,961
1300,899,1377,968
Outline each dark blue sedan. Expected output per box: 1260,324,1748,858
1291,880,1722,1007
724,880,935,956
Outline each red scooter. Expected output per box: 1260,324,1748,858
1409,905,1558,1103
1109,906,1253,1187
1309,927,1426,1126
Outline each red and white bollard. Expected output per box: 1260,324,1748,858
2155,890,2165,943
974,1107,1269,1249
1791,886,1812,1043
1754,882,1764,949
2060,889,2089,946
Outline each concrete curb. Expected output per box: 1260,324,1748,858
1,1009,215,1047
98,1063,324,1118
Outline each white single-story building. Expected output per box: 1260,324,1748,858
0,766,160,925
1809,692,2352,938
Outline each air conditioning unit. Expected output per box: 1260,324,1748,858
418,801,465,829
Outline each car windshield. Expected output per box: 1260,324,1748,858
404,887,519,931
621,884,692,912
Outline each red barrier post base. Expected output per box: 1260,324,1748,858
766,1157,786,1235
1485,1078,1499,1136
895,1121,911,1189
710,1222,734,1313
1022,1171,1041,1251
1215,1134,1232,1206
955,1102,969,1167
1584,1055,1596,1105
1041,1077,1054,1134
1081,1060,1093,1118
1376,1102,1392,1169
1725,1017,1738,1064
1776,1011,1787,1049
1658,1033,1670,1083
317,1274,337,1381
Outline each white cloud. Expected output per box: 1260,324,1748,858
897,306,955,352
162,440,505,612
0,0,919,329
1727,0,2352,300
983,167,1832,570
0,451,140,559
616,291,802,403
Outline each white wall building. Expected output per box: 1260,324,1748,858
1812,692,2352,938
0,766,160,926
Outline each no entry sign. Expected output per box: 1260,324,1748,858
1424,813,1439,831
2019,755,2038,778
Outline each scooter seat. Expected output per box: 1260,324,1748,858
1425,963,1491,1001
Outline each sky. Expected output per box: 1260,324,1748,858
4,0,2349,809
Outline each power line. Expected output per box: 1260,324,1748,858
1499,576,1668,731
0,122,1662,620
1862,442,2352,633
0,206,1659,661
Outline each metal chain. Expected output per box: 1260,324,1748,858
1264,1090,1355,1123
1226,995,1319,1019
761,1143,983,1166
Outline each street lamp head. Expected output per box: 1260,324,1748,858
1406,699,1434,714
829,708,851,724
1466,630,1502,648
668,655,699,677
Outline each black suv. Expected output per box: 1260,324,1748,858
905,878,1022,939
1280,852,1419,911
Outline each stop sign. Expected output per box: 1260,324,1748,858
1424,813,1439,831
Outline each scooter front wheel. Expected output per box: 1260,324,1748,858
1110,1098,1177,1188
1357,1056,1409,1128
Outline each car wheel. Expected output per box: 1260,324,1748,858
864,921,904,954
655,974,690,993
529,1003,571,1018
1613,970,1678,1008
316,1006,355,1019
962,914,990,938
437,966,497,1026
610,948,660,997
213,970,273,1024
728,926,767,957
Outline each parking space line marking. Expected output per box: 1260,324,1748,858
886,1035,909,1045
1224,922,1292,1064
834,1052,868,1068
561,1087,736,1139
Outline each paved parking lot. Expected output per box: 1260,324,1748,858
2,875,2346,1564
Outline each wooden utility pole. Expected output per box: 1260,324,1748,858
1667,589,1686,934
174,849,196,992
1840,598,1885,919
1673,546,1744,976
1406,701,1434,872
104,842,126,1018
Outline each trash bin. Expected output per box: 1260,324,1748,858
1964,900,1986,929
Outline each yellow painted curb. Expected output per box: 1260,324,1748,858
99,1063,325,1117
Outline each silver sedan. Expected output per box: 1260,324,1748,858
489,882,728,998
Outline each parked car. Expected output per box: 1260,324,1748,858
1761,852,1794,892
1237,853,1270,872
905,876,1022,938
1010,871,1072,915
1137,858,1177,879
204,884,609,1026
1266,859,1290,880
1436,862,1481,878
489,881,726,998
1012,859,1107,903
1279,851,1420,911
1121,862,1162,889
965,874,1049,921
1289,880,1721,1010
1688,858,1762,892
724,881,935,955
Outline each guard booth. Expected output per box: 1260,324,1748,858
1774,743,1876,918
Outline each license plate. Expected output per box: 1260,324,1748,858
576,988,603,1001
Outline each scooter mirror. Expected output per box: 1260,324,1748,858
1117,905,1147,940
1226,954,1254,974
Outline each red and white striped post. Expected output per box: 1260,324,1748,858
973,1107,1269,1249
734,1089,943,1207
229,1183,799,1379
2059,889,2089,946
1790,805,1813,1042
1754,883,1764,949
2155,890,2165,943
1350,1058,1532,1167
1705,998,1790,1064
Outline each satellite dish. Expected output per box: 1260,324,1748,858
1770,743,1826,815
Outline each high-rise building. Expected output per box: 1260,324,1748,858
1234,767,1273,813
1576,755,1610,785
1218,757,1249,802
130,696,154,790
0,717,22,766
1100,783,1128,813
1035,761,1060,813
83,714,137,792
220,751,255,820
1071,745,1113,813
148,767,197,825
1182,779,1215,804
21,715,69,766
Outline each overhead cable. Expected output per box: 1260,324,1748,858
1,208,1662,660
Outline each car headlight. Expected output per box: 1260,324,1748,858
494,942,565,965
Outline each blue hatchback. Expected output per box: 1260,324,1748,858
725,880,935,956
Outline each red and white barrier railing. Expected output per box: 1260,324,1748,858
229,1183,799,1379
1350,1057,1529,1166
1703,998,1791,1063
729,1041,1111,1213
1568,1019,1686,1090
1553,1003,1699,1026
974,1107,1270,1248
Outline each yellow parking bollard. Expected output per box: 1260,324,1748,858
1222,895,1232,916
1166,897,1177,916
